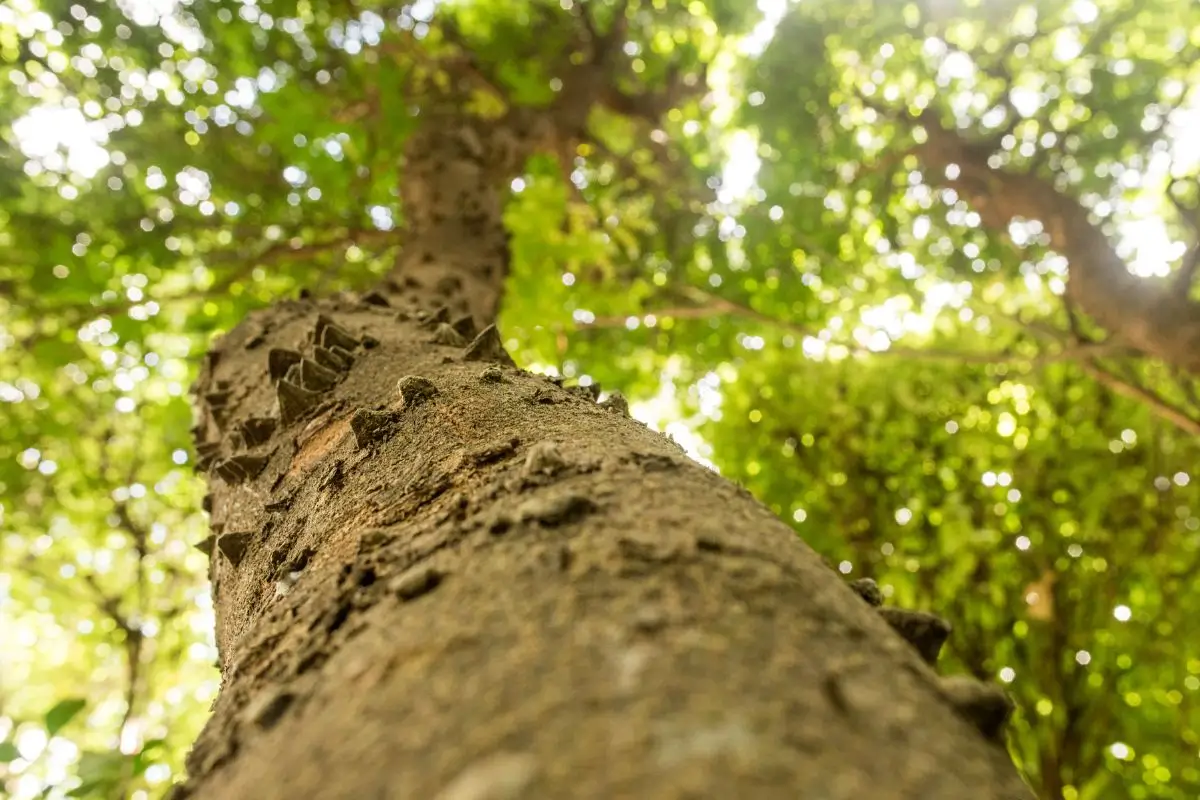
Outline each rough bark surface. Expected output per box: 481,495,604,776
177,108,1033,799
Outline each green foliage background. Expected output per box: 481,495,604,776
1,0,1198,798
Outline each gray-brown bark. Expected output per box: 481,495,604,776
176,95,1032,800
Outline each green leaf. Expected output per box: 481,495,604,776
0,741,20,763
44,698,86,735
76,750,126,783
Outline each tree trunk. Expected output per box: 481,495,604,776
177,111,1033,799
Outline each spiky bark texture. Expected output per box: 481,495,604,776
177,113,1033,800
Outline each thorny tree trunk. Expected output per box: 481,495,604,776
176,109,1033,799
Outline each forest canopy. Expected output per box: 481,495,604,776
1,0,1198,798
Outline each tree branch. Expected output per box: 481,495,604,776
598,61,708,123
576,0,630,68
1167,177,1200,294
855,93,1200,374
1006,311,1200,436
1077,360,1200,436
577,289,1132,366
425,17,510,102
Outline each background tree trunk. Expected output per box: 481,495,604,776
178,113,1033,799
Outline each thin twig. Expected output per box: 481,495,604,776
1078,360,1200,436
579,291,1130,366
1004,311,1200,436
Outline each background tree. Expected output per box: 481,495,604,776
634,0,1200,796
1,0,1197,798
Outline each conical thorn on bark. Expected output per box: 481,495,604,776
878,607,950,665
938,675,1014,742
361,291,391,307
214,453,271,484
248,689,295,730
315,315,360,351
300,357,341,392
237,417,278,447
462,324,515,366
599,391,630,417
391,565,444,601
217,531,252,566
848,577,883,607
452,314,477,339
268,348,303,383
278,380,324,426
524,441,567,477
424,306,451,327
314,346,353,373
350,408,404,449
431,323,468,347
396,375,438,408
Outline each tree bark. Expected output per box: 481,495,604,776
177,108,1033,799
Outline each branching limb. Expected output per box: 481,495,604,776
420,16,510,102
896,94,1200,373
21,556,146,736
598,60,708,123
575,0,631,68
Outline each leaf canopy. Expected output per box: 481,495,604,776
1,0,1198,798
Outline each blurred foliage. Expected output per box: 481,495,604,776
1,0,1198,799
